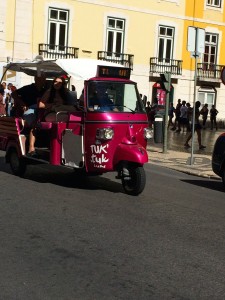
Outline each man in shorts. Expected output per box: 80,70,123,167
12,75,47,156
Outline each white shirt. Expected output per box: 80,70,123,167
180,105,188,118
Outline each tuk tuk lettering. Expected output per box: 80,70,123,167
90,144,109,166
90,144,108,153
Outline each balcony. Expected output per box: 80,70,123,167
197,63,224,81
97,51,134,69
150,57,182,75
39,43,79,59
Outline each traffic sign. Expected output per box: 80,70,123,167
187,27,205,54
221,66,225,85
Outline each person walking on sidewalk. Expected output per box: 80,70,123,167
186,102,192,132
210,105,218,130
184,100,206,150
200,103,209,129
168,102,175,128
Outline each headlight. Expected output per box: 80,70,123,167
96,128,114,140
144,127,153,139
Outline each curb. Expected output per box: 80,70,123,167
147,147,221,180
149,160,221,180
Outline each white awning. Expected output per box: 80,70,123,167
56,58,124,80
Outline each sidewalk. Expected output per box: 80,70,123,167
147,128,222,180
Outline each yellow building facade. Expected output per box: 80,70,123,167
0,0,225,118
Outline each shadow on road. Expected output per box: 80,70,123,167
181,179,225,193
0,157,124,194
0,157,10,173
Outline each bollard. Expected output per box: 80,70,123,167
154,114,164,143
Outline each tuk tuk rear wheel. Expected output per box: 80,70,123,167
9,148,27,176
121,164,146,196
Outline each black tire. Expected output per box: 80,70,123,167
121,164,146,196
9,148,27,176
222,167,225,190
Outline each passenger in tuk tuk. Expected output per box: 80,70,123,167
23,76,77,157
11,75,47,121
38,76,77,122
11,75,47,156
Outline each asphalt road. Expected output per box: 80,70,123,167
0,151,225,299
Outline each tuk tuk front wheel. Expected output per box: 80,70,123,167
121,164,146,196
8,148,27,176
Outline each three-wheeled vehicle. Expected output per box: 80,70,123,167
0,58,151,195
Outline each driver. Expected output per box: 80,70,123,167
88,82,118,111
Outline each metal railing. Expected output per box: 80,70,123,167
39,43,79,59
97,51,134,69
150,57,182,75
197,63,224,80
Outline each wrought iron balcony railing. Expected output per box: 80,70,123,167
97,51,134,69
39,43,79,59
197,63,224,80
150,57,182,75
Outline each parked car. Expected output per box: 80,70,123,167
212,132,225,188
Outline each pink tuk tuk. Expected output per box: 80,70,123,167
0,58,151,195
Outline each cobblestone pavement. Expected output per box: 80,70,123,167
147,128,223,180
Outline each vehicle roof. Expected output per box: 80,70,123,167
87,77,134,83
3,57,65,78
3,57,126,81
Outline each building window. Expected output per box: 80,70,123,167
203,33,218,67
206,0,222,8
106,17,125,57
48,7,69,51
157,25,174,63
198,87,215,106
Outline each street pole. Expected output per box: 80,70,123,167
163,72,171,153
187,26,205,165
190,55,197,165
189,27,199,165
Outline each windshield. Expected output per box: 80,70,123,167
87,81,145,113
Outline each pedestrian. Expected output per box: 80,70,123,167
171,98,181,131
71,84,77,98
5,83,13,116
9,85,17,116
142,95,147,107
200,103,208,129
0,88,6,116
210,105,218,130
168,102,175,128
184,100,206,150
178,100,189,132
1,82,7,105
145,101,153,128
149,97,158,126
186,102,192,132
